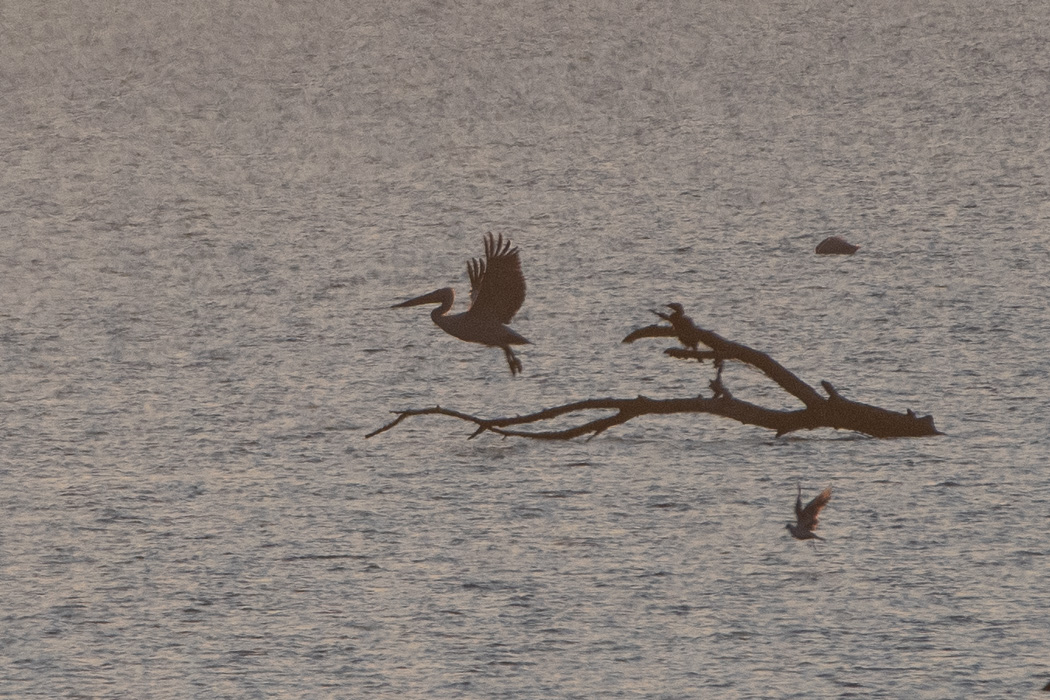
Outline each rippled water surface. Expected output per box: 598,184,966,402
2,1,1049,697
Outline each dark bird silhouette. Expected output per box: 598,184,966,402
654,302,703,350
621,303,703,350
393,233,529,375
786,484,833,541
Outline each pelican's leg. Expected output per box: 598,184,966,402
502,346,523,376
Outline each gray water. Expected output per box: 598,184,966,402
2,1,1049,697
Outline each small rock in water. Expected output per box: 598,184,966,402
815,236,860,255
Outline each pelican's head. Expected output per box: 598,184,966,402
666,302,685,315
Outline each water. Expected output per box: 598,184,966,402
2,0,1049,697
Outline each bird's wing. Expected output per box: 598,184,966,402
621,324,678,343
648,308,703,349
467,233,526,324
798,486,832,531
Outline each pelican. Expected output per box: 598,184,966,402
393,233,529,375
786,484,833,541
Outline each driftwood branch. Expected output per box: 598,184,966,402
366,399,661,441
368,304,940,440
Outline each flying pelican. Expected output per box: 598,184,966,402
393,233,529,375
786,484,833,541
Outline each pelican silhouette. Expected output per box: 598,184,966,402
786,484,833,541
393,233,529,375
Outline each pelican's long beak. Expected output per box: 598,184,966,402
392,288,447,308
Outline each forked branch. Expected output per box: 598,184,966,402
368,304,940,440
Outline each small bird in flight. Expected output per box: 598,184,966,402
786,484,833,541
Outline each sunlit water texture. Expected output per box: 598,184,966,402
2,0,1049,697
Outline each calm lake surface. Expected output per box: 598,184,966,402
2,1,1049,697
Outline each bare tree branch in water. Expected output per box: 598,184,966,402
367,304,940,441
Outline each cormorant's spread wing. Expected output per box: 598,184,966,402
626,306,703,349
467,233,526,324
621,325,678,343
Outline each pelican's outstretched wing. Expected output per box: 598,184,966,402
797,486,832,532
467,233,526,324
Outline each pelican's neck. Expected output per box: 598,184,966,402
430,289,455,319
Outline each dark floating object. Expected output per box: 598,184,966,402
393,232,529,375
815,236,860,255
786,484,833,541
